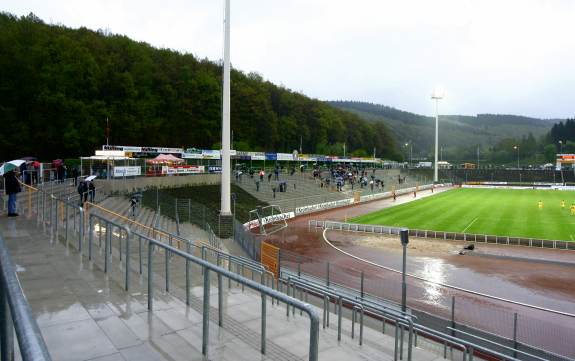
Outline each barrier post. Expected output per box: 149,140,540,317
513,313,518,358
202,267,210,356
400,229,409,312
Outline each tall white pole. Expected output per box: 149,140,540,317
220,0,232,215
433,98,439,183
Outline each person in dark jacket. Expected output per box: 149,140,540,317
88,181,95,203
77,180,88,206
3,170,21,217
72,166,79,186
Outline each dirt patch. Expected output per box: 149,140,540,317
329,231,464,255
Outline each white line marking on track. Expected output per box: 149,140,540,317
462,217,478,233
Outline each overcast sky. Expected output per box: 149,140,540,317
4,0,575,118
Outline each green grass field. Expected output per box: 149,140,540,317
351,188,575,241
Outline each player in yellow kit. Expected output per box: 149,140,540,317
538,200,543,209
561,200,565,209
571,204,575,215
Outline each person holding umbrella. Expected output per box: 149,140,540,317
1,160,25,217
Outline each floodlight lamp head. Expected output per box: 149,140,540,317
431,86,444,100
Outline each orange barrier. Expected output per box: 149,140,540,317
260,241,280,279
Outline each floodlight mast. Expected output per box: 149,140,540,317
220,0,232,216
431,91,443,183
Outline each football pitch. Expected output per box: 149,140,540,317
351,188,575,241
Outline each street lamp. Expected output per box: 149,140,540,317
404,142,412,167
513,145,519,169
431,88,444,183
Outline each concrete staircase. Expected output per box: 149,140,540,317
233,169,429,212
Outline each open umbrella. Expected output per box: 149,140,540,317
84,175,97,182
0,160,25,176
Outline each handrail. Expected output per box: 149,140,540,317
320,227,575,319
134,231,320,361
447,327,549,361
0,234,52,361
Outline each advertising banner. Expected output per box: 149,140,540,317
161,166,205,175
202,150,221,159
295,198,353,215
265,153,277,161
276,153,294,161
113,166,141,177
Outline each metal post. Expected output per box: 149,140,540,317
326,262,330,287
138,235,142,275
400,229,409,312
186,243,191,306
78,207,84,253
0,276,14,361
125,229,130,291
218,273,223,327
165,249,170,292
323,295,328,329
513,313,518,358
360,271,364,298
147,243,154,310
337,296,342,341
88,216,93,260
202,267,210,356
104,223,110,273
64,203,69,243
261,294,266,354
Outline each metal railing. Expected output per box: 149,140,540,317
299,221,575,360
310,220,575,251
280,266,541,361
0,234,52,361
18,180,322,361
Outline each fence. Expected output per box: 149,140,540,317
285,223,575,360
14,181,321,361
310,220,575,251
0,233,52,361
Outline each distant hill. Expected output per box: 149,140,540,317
328,101,562,158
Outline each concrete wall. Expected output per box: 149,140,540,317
98,174,220,194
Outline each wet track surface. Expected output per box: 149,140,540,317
263,187,575,357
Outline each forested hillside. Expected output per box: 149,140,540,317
329,101,563,164
0,13,398,160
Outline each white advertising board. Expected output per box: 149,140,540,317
162,166,205,175
295,198,353,215
113,166,141,177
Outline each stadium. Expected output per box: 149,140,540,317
2,3,575,361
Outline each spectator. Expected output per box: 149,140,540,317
77,180,88,206
72,166,79,186
88,181,96,203
4,170,21,217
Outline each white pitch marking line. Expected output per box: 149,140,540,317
462,217,478,233
570,234,574,242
